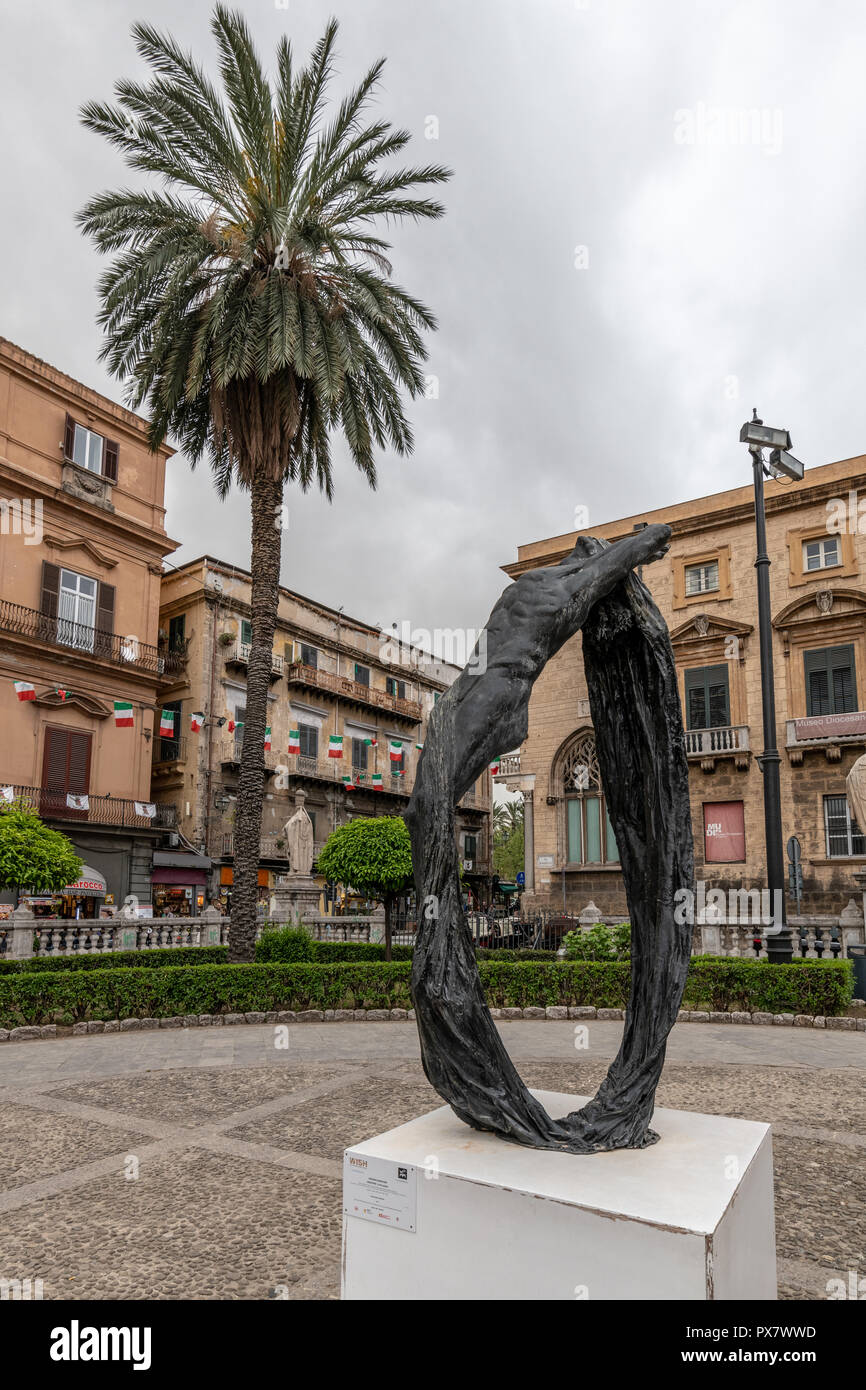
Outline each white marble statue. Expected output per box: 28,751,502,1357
284,789,315,876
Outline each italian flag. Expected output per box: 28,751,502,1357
364,737,377,747
190,711,204,733
388,739,403,762
114,701,134,728
159,709,175,737
489,760,500,775
288,729,300,753
342,773,352,783
371,773,383,788
56,687,70,702
264,727,272,750
14,681,35,701
328,735,343,759
227,718,236,734
415,742,423,750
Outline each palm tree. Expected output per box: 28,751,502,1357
493,797,524,838
78,7,450,960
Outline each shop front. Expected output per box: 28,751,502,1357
22,865,110,920
151,852,212,918
217,865,272,915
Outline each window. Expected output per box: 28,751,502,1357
233,704,246,754
63,414,118,481
684,560,720,596
352,738,368,773
241,619,252,648
168,615,185,652
803,537,841,572
703,802,746,863
386,677,407,699
684,665,730,730
298,724,318,759
391,748,405,775
824,795,866,857
805,645,857,716
354,663,370,687
299,643,318,669
40,727,92,820
464,834,477,861
58,568,98,652
160,700,182,761
562,735,619,865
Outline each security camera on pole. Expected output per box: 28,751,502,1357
739,410,805,962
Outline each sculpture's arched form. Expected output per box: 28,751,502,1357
404,525,695,1153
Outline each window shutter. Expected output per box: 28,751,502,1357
40,561,61,619
103,439,119,482
42,728,68,789
67,731,92,793
96,583,115,634
63,413,75,461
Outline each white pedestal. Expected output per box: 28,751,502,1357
341,1089,776,1301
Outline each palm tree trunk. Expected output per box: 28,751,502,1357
228,472,284,962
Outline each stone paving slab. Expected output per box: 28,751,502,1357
0,1022,861,1301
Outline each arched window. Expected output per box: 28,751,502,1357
562,734,619,866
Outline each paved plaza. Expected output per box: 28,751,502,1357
0,1020,862,1301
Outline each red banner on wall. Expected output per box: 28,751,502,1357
703,801,746,863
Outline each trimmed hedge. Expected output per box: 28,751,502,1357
0,957,852,1028
0,940,416,975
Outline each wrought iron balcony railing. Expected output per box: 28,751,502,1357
0,599,185,677
6,784,177,829
224,639,284,676
286,661,422,721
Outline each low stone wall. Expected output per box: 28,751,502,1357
2,1003,863,1043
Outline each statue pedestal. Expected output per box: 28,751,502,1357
341,1089,776,1301
271,875,321,925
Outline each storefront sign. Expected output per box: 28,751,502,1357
343,1152,417,1233
703,801,746,863
794,711,866,740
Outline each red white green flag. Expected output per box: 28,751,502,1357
489,760,500,775
227,718,236,734
264,727,272,750
190,711,204,733
328,735,343,759
13,681,35,701
342,772,352,783
288,729,300,753
159,709,175,737
364,737,377,747
371,773,383,788
114,701,134,728
388,739,403,761
415,742,423,750
55,687,70,702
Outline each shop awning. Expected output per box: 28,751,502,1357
152,851,212,870
62,866,107,896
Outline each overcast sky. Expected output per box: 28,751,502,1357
3,0,866,646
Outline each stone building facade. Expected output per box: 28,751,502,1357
154,556,493,910
497,454,866,917
0,338,184,910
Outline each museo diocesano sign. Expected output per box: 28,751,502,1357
793,711,866,740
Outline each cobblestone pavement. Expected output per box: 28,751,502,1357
0,1020,862,1301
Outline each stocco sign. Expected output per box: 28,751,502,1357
794,712,866,740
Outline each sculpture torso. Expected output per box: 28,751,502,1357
285,803,314,875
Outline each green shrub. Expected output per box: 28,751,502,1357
0,946,229,974
255,926,315,963
0,955,852,1026
562,923,631,961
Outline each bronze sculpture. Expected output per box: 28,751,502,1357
404,523,695,1153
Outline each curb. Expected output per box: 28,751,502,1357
0,1006,863,1042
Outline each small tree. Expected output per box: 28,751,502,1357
316,816,412,961
0,801,83,900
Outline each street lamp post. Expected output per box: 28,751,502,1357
740,411,805,963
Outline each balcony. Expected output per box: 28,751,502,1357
0,599,185,678
293,755,412,795
7,784,176,830
152,737,187,768
223,639,284,679
219,740,279,774
786,712,866,764
685,725,750,773
286,662,422,722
